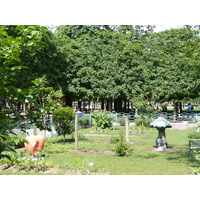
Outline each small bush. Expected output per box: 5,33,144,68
188,131,200,139
53,106,75,141
78,116,90,128
134,117,144,126
114,134,132,156
134,116,152,127
110,136,120,144
114,142,132,156
92,110,113,130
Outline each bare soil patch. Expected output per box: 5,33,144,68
74,149,116,156
80,141,142,145
83,134,149,137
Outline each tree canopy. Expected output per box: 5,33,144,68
1,25,200,113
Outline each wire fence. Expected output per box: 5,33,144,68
12,111,200,138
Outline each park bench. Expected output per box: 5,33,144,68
189,140,200,160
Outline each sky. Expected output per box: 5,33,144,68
154,25,183,32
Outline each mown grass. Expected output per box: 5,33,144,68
0,126,198,175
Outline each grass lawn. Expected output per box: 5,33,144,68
0,126,198,175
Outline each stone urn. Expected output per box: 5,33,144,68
150,117,172,151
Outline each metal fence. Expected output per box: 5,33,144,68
12,111,200,138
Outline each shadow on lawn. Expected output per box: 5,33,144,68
165,151,190,163
134,154,160,159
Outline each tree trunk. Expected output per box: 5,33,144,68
78,101,82,110
108,98,112,112
124,100,127,112
118,98,122,112
65,93,72,107
173,101,178,121
114,100,118,112
128,101,130,112
101,98,104,110
93,100,96,110
179,102,182,113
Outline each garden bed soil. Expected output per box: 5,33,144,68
74,149,116,156
80,141,142,145
83,134,149,137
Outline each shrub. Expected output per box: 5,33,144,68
110,136,120,144
114,134,132,156
78,116,90,128
188,131,200,139
114,142,132,156
134,117,145,126
144,117,153,127
92,110,113,130
0,151,53,172
53,106,75,141
134,116,152,127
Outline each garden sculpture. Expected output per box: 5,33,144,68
25,135,45,158
150,117,172,151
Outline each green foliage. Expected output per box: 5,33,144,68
114,134,132,156
78,116,90,128
110,136,120,144
0,151,53,172
188,131,200,139
0,25,52,158
92,110,113,130
27,76,63,131
134,116,153,127
53,106,75,141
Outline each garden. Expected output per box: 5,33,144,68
1,25,200,176
1,109,200,175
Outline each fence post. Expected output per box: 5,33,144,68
49,115,53,138
125,115,129,143
89,112,92,127
75,114,78,150
33,124,37,135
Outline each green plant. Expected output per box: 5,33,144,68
0,151,53,172
114,134,132,156
114,141,132,157
134,116,152,127
110,136,120,144
53,106,75,141
92,110,113,130
144,117,153,127
188,132,200,139
78,116,90,128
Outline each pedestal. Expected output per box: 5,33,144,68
156,127,168,149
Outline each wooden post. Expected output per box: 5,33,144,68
23,102,26,116
75,114,78,150
33,124,37,135
125,115,129,143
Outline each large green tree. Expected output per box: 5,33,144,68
0,25,49,158
133,27,200,111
